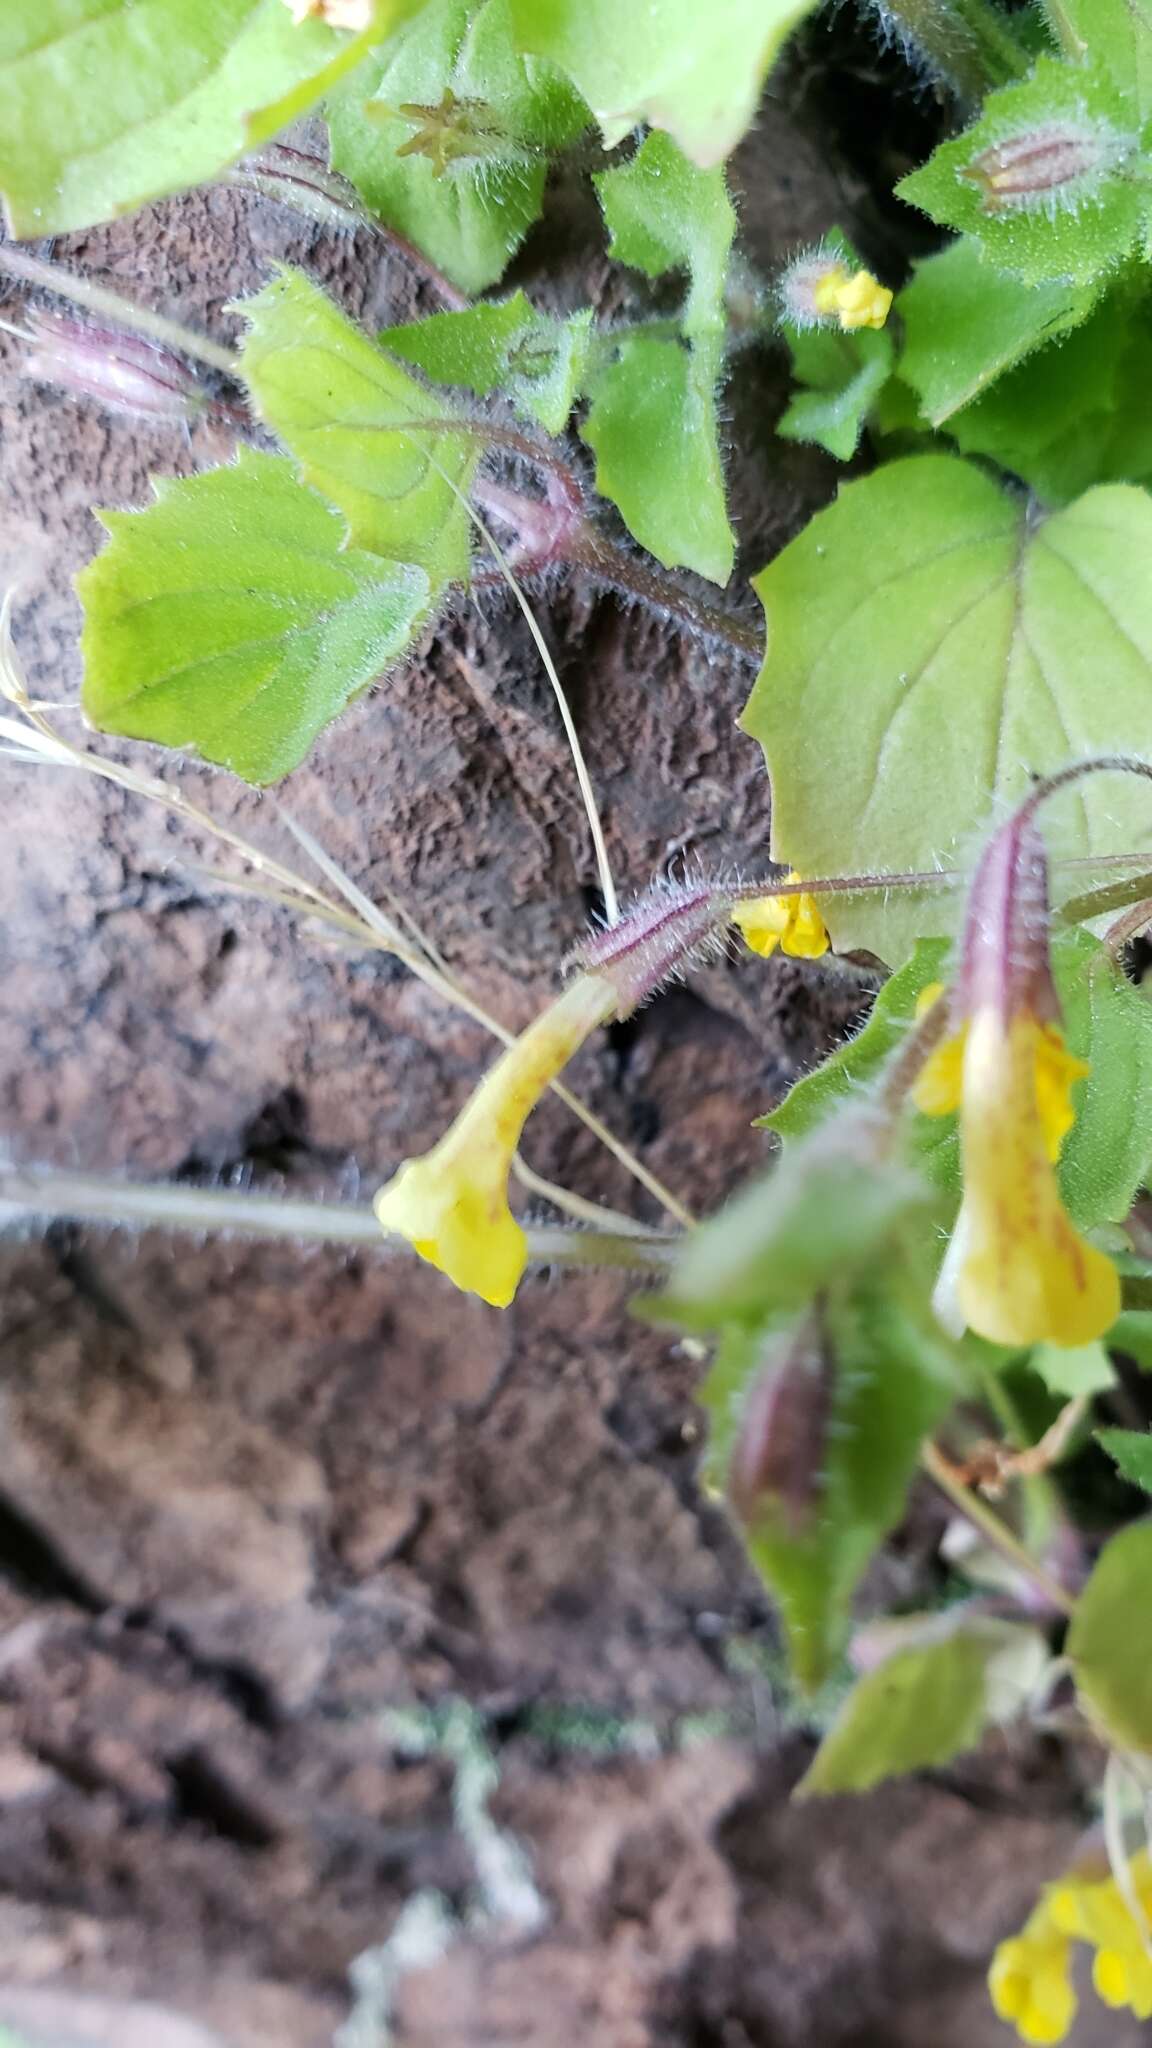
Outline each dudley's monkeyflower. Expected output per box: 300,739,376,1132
780,249,893,332
811,265,893,331
376,876,767,1306
990,1892,1077,2046
992,1854,1152,2042
913,807,1119,1348
732,876,830,960
375,974,614,1308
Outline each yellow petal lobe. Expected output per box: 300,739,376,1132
812,265,893,331
733,877,829,960
374,974,614,1307
989,1904,1076,2044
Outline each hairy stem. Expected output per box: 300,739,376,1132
871,0,1030,103
0,242,239,378
0,1161,680,1276
565,527,764,661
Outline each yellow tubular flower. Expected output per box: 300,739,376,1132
733,877,830,960
374,975,614,1307
989,1898,1077,2045
811,264,893,331
995,1856,1152,2038
921,1007,1118,1348
912,810,1119,1350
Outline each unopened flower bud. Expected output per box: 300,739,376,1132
728,1314,832,1537
227,145,372,233
961,117,1129,213
19,309,208,423
572,878,744,1016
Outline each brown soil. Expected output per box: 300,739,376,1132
0,56,1131,2048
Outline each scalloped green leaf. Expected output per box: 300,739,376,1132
944,295,1152,504
581,335,734,584
797,1619,1037,1796
0,0,403,238
328,0,587,295
236,265,476,588
1068,1520,1152,1751
1053,929,1152,1231
381,291,592,433
1059,0,1152,117
79,449,429,785
897,237,1102,426
1107,1312,1152,1370
1097,1428,1152,1492
594,129,735,335
1030,1339,1114,1398
509,0,818,166
742,456,1152,965
897,58,1147,287
779,324,894,462
584,132,735,577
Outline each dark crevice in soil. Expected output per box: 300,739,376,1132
166,1747,281,1851
0,1493,105,1612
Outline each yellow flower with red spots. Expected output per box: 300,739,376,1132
913,811,1119,1348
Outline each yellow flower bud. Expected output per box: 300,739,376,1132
924,1009,1117,1348
811,265,893,331
913,806,1118,1349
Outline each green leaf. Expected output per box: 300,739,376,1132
0,0,400,238
742,455,1152,965
657,1119,933,1331
381,291,592,433
1068,1519,1152,1751
1060,0,1152,118
583,133,736,579
78,450,428,785
778,324,894,462
700,1279,959,1691
945,295,1152,504
581,335,734,584
328,0,587,295
594,130,735,336
897,58,1146,287
1052,929,1152,1231
1106,1311,1152,1371
1030,1339,1114,1398
509,0,816,166
1098,1428,1152,1492
797,1617,1042,1796
897,237,1101,426
236,265,476,589
761,940,951,1139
